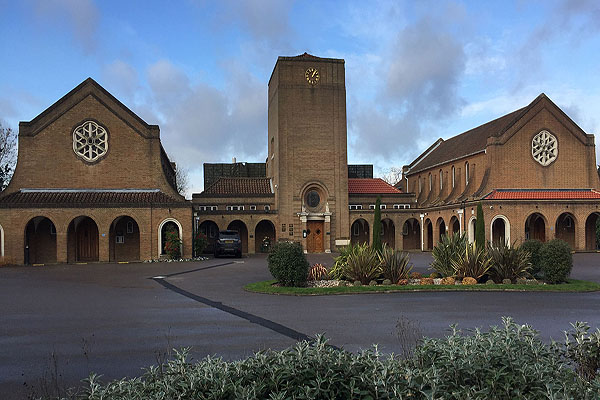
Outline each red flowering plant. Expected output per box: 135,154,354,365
194,232,208,256
164,230,182,259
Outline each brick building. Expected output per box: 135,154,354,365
2,53,599,264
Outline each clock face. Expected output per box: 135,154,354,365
305,67,319,85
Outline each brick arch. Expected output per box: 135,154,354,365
554,211,577,249
400,217,420,250
254,219,276,253
24,216,57,264
198,219,220,254
424,218,433,250
67,215,100,263
490,214,511,246
584,212,600,250
350,218,370,245
525,212,548,243
227,219,248,253
109,215,140,262
158,218,183,256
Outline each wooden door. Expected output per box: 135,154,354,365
77,218,99,261
306,221,324,253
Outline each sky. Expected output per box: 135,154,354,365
1,0,599,197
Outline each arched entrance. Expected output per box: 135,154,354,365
351,218,369,245
159,220,181,256
199,220,219,253
585,213,600,251
450,216,460,235
255,220,276,253
525,213,546,242
468,217,476,244
437,217,446,242
402,219,420,250
67,216,99,263
491,215,510,246
109,216,140,262
24,216,57,264
227,220,248,253
382,218,395,249
425,219,433,250
555,212,575,249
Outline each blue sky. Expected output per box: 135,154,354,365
1,0,599,196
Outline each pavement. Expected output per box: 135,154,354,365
1,252,599,398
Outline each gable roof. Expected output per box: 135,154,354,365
348,178,402,194
196,177,273,197
483,189,600,200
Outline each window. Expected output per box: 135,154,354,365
349,204,363,210
380,204,386,209
198,205,217,211
565,215,573,227
440,170,443,190
418,177,422,193
249,205,257,211
369,204,376,210
465,162,470,185
452,166,455,188
429,173,432,191
226,205,244,211
393,204,411,209
73,120,108,162
532,130,558,166
116,235,124,244
126,221,134,234
264,205,271,211
369,204,385,210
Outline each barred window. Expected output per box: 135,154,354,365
73,121,108,162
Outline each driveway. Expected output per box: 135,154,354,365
1,252,599,398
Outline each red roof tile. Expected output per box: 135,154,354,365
348,178,402,194
200,177,273,196
484,189,600,200
0,190,186,207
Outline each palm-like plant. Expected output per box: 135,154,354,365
451,242,492,281
330,245,357,280
379,245,412,283
342,243,381,284
430,233,467,277
488,241,532,282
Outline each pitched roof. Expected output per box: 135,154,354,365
348,178,402,194
199,177,273,196
0,189,186,208
484,189,600,200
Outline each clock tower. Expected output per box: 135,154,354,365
267,53,350,252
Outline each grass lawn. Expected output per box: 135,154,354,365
244,279,600,295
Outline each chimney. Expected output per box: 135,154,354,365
232,157,236,164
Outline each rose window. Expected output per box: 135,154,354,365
531,130,557,166
73,121,108,162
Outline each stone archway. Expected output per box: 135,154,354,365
437,217,446,242
425,219,433,250
450,216,460,235
199,220,219,253
468,217,477,244
24,216,57,264
255,220,276,253
351,218,369,245
382,218,395,249
525,213,546,242
227,220,248,253
159,219,182,257
491,215,510,246
585,213,600,251
67,216,99,263
555,212,576,249
402,218,420,250
109,216,140,262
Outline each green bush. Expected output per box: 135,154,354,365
267,241,309,287
329,245,356,280
379,245,412,283
540,239,573,284
164,230,181,259
193,232,208,256
520,239,543,276
430,232,467,277
342,243,381,285
488,241,531,282
561,321,600,381
451,242,492,281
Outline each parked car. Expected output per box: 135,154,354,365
214,230,242,258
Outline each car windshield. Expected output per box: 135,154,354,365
219,231,239,239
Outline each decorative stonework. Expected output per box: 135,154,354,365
73,121,108,162
532,130,557,166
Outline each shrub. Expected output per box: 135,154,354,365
462,277,477,285
488,241,531,282
430,232,467,277
193,232,208,255
560,321,600,381
329,245,355,280
539,239,573,284
420,277,434,285
451,242,492,281
342,243,381,285
308,263,328,281
164,230,181,259
378,245,412,283
441,277,455,285
520,239,544,276
267,242,309,287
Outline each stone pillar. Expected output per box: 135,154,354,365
324,215,331,253
420,214,425,251
99,230,109,262
395,218,403,250
56,232,67,263
248,233,256,254
457,209,464,233
300,214,308,253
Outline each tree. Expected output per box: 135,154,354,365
175,165,189,197
0,122,17,190
475,203,485,249
372,196,383,252
379,167,403,186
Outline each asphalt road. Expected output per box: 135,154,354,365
1,252,599,398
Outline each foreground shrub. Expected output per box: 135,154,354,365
379,245,412,283
267,241,309,287
193,232,208,255
451,242,492,281
488,241,531,282
540,239,573,284
430,232,467,277
342,243,381,285
329,245,355,280
164,230,181,259
561,321,600,381
307,263,328,281
76,319,600,399
520,239,544,275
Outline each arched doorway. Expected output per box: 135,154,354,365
555,212,576,249
109,216,140,262
491,215,510,246
425,219,433,250
402,218,420,250
437,217,446,242
382,218,395,249
227,220,248,253
585,213,600,251
525,213,546,242
159,219,182,257
351,218,369,245
199,220,219,253
468,217,477,244
67,216,99,263
450,216,460,235
24,216,57,264
255,220,276,253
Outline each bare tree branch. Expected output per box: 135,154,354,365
175,165,190,197
0,122,17,190
379,167,403,186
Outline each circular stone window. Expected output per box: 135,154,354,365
306,190,320,208
531,130,558,166
73,121,108,162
